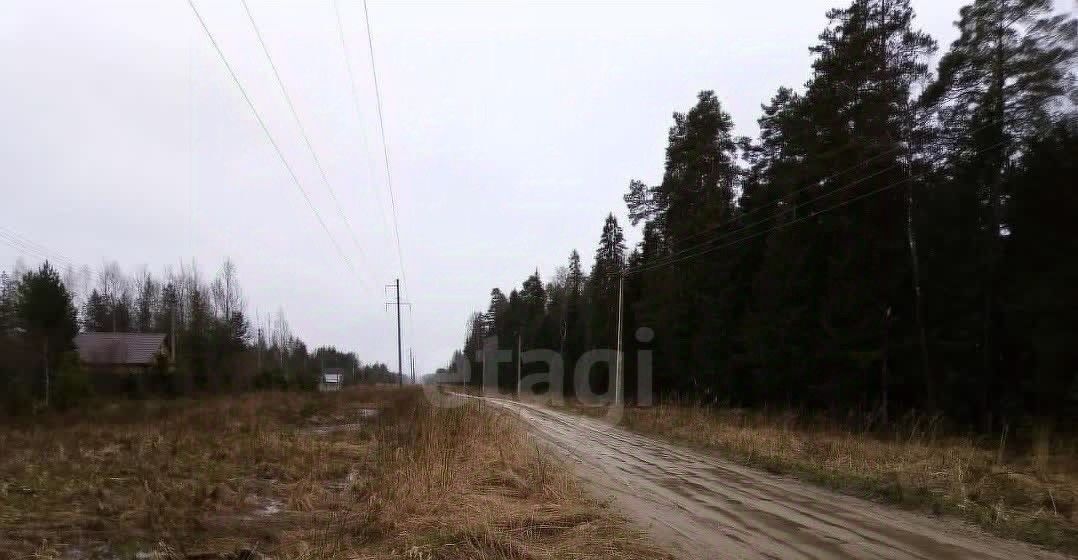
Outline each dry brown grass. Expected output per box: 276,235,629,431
0,387,668,560
567,401,1078,554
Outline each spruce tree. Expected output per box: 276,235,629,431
15,262,78,404
82,290,110,332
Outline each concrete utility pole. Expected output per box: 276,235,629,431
43,339,49,408
395,279,402,386
614,274,624,407
172,310,178,369
409,348,415,384
256,327,262,371
386,279,407,387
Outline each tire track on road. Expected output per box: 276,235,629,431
468,395,1067,560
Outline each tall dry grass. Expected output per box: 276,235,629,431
572,401,1078,553
0,388,667,559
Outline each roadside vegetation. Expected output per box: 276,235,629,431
447,0,1077,485
569,401,1078,554
0,387,667,560
444,0,1076,552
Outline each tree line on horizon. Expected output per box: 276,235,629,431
0,258,392,414
450,0,1076,433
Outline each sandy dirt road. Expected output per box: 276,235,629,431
469,395,1067,560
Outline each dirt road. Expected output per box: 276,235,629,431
473,396,1066,560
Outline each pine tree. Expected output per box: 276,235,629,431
624,91,742,395
444,0,1075,429
999,120,1078,426
923,0,1075,427
759,0,938,411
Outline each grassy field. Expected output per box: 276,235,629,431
566,400,1078,554
0,387,668,560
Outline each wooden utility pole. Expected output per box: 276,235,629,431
516,333,522,396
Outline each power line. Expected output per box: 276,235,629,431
625,138,1008,277
240,0,376,293
186,0,358,280
361,0,418,368
333,0,394,253
638,114,1013,272
675,136,906,248
672,108,1003,249
0,236,55,265
0,227,73,268
654,158,909,267
362,0,409,294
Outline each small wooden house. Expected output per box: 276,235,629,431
320,367,346,392
74,332,169,373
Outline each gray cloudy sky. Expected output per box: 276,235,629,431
4,0,1060,373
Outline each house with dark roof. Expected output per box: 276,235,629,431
74,332,169,372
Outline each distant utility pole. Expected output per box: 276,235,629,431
614,274,624,407
256,327,262,371
385,279,408,387
410,349,416,384
516,333,522,396
172,309,179,370
43,339,49,408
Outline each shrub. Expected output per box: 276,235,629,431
51,351,91,410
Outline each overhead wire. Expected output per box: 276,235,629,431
634,113,1012,273
0,235,59,266
186,0,359,281
671,104,989,249
624,137,1008,277
674,136,906,247
240,0,377,293
361,0,409,296
0,227,73,268
333,0,394,254
361,0,418,366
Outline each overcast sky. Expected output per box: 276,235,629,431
2,0,1068,373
